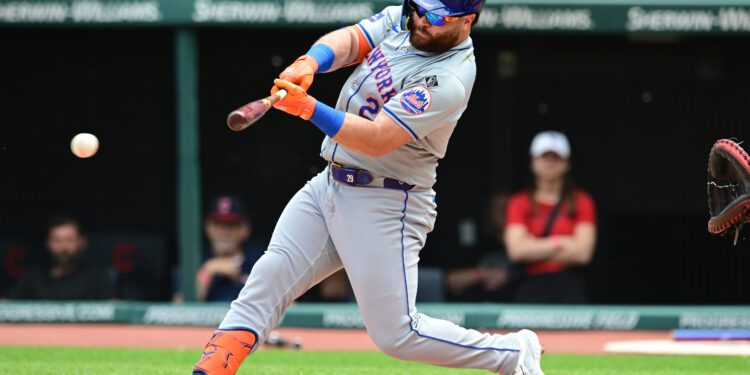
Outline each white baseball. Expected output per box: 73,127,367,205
70,133,99,158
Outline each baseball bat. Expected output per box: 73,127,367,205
226,89,288,131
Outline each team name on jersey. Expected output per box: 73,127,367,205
359,46,398,119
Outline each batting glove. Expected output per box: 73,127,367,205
272,79,317,120
270,55,318,98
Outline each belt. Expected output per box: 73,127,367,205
329,162,414,191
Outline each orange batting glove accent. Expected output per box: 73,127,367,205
193,330,257,375
272,79,317,121
270,55,318,98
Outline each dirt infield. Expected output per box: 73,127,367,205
0,324,670,354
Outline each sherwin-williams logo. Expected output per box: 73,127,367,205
0,1,162,23
400,86,431,115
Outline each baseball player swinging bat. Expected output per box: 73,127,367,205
195,0,545,374
226,89,288,131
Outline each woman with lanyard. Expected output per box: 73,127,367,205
504,131,597,303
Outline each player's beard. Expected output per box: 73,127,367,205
408,17,462,53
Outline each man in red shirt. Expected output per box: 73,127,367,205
504,131,597,303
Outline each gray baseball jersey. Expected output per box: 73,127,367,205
320,5,476,188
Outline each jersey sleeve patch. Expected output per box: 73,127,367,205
425,75,438,87
400,86,432,115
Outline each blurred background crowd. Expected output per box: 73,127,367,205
1,131,598,304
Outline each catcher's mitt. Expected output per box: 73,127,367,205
707,139,750,244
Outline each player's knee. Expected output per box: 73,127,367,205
370,330,420,361
373,338,408,360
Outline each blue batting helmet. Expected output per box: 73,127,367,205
401,0,485,29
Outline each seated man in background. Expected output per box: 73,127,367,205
504,131,597,303
7,215,114,300
173,196,264,303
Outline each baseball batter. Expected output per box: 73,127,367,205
193,0,544,374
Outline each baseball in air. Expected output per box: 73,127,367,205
70,133,99,158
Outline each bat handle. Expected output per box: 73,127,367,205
258,89,287,110
269,89,288,106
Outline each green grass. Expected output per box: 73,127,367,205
0,346,748,374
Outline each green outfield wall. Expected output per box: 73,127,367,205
1,302,749,330
2,0,750,34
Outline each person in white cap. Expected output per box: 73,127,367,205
503,131,597,303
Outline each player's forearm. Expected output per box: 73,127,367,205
331,114,405,157
311,27,361,73
274,80,411,155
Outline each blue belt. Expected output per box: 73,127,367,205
329,162,414,191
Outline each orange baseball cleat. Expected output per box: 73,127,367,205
192,330,257,375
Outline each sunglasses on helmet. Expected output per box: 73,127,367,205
407,0,464,26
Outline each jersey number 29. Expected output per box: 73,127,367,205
359,97,380,120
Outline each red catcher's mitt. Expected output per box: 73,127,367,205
707,139,750,243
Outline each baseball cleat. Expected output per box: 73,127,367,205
513,329,544,375
192,330,256,375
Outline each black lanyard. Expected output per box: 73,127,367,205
541,199,565,237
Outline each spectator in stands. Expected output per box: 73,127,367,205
7,215,114,300
504,131,597,303
173,195,263,302
444,192,513,301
